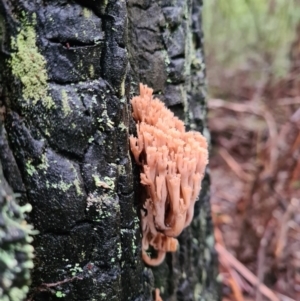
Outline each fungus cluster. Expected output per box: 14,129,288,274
130,84,208,266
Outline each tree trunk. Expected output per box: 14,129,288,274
127,1,219,300
0,1,219,301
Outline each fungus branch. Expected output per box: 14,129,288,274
130,83,208,266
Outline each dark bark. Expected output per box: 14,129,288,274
127,1,219,300
0,1,219,301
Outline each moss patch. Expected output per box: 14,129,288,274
10,14,55,109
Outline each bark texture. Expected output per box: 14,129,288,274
127,1,219,300
0,0,219,301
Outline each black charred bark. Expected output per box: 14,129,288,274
127,1,220,300
0,1,219,301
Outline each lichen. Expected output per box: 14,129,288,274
69,263,83,276
25,161,37,176
37,153,49,171
92,175,113,190
86,194,103,213
70,166,83,196
103,176,115,190
89,65,95,78
120,77,125,96
0,165,36,301
10,14,55,109
61,90,71,116
118,122,127,132
73,179,83,196
55,291,66,298
51,181,72,192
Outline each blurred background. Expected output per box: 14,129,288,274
203,1,300,300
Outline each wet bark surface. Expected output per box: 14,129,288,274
127,0,220,300
0,0,219,300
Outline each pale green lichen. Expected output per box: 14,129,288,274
25,161,37,176
117,242,122,260
37,153,49,171
86,194,103,213
69,263,83,276
61,90,71,116
83,7,91,18
89,65,95,78
194,283,202,300
118,122,127,132
103,176,115,190
55,291,66,298
10,14,55,109
120,77,125,96
162,49,170,66
70,166,83,196
73,179,83,196
92,175,115,191
102,110,114,128
51,181,72,192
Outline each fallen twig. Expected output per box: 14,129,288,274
219,148,251,182
256,219,276,301
275,199,299,259
216,243,280,301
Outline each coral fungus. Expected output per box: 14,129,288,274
130,83,208,266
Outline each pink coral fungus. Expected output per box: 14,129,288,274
130,83,208,266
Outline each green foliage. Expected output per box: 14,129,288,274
203,0,300,78
0,163,37,301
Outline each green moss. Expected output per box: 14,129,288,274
10,14,55,109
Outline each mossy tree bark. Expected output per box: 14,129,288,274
0,1,219,301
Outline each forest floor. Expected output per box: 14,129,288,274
208,32,300,301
